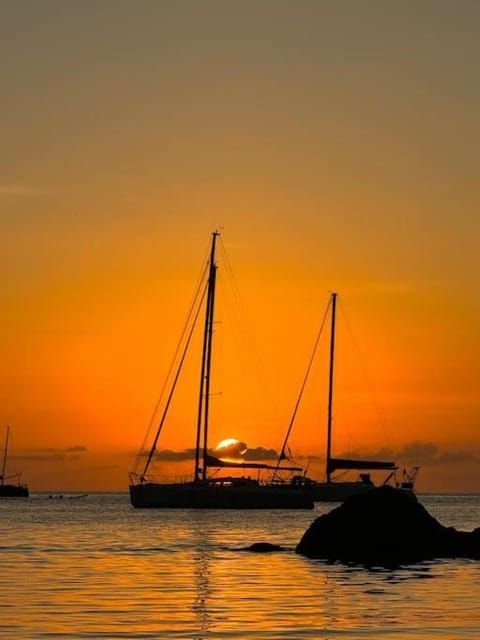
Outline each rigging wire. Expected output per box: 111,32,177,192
217,237,281,445
272,296,331,479
140,279,208,480
337,297,396,455
132,253,210,475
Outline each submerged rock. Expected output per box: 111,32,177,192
240,542,284,553
295,486,480,567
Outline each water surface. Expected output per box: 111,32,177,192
1,493,479,639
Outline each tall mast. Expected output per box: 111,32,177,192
194,231,219,482
1,424,10,486
201,239,218,482
326,292,337,483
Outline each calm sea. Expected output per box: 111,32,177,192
1,493,479,639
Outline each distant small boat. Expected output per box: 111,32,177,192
0,425,29,498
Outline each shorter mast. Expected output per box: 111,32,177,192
1,425,10,486
326,293,337,483
324,293,397,480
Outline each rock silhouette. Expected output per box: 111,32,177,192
296,485,480,567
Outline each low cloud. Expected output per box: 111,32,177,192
243,446,278,461
391,441,478,466
138,440,478,468
148,445,280,462
32,446,87,453
12,453,67,462
11,446,87,463
324,441,479,467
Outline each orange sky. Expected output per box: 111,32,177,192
1,1,479,492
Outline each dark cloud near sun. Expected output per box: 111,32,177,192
243,446,278,461
149,445,279,462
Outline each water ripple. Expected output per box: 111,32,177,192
1,493,479,638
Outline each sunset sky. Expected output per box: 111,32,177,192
1,1,479,492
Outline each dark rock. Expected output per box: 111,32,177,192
295,486,480,567
240,542,284,553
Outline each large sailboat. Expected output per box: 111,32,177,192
129,232,314,509
0,425,29,498
273,292,418,502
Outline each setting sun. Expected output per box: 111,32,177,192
215,438,242,450
214,438,248,458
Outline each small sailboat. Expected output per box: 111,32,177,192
274,292,418,502
129,231,313,509
0,425,29,498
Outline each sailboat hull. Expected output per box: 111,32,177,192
0,484,29,498
130,479,314,509
310,481,377,502
311,480,416,502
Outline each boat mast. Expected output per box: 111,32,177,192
1,424,10,486
201,233,219,482
194,231,219,482
326,292,337,483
